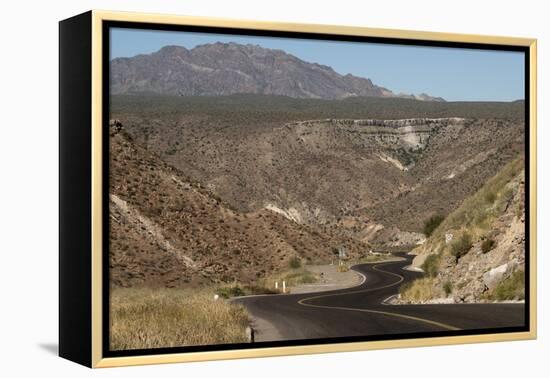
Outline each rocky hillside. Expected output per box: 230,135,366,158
111,95,524,248
109,121,370,288
399,157,525,303
110,43,444,101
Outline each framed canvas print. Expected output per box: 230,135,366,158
59,10,537,368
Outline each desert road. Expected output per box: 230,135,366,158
234,254,525,342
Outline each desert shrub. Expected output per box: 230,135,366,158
423,214,445,237
484,190,497,204
288,256,302,269
481,238,496,254
216,285,245,299
443,281,453,296
421,254,440,277
298,273,318,284
337,264,349,272
450,232,473,261
244,285,278,295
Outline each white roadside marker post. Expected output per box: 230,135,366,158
275,281,278,290
246,326,255,343
283,280,286,293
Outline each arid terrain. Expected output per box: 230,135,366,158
109,120,368,288
108,42,526,350
111,94,524,257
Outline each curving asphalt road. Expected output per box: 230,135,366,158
234,253,525,342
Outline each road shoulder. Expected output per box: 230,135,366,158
289,264,364,294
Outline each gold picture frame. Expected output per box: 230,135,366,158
59,9,537,368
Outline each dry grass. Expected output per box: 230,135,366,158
486,270,525,301
399,278,436,302
110,287,249,351
412,156,524,259
437,157,523,240
269,268,319,286
254,267,320,292
214,267,319,298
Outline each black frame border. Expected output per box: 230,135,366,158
59,10,93,367
101,20,531,359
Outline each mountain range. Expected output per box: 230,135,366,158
110,42,445,101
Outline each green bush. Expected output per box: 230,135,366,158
484,190,497,204
443,281,453,296
288,256,302,269
421,254,440,277
450,232,473,261
165,148,177,156
481,238,496,254
216,285,245,299
423,214,445,237
245,285,278,295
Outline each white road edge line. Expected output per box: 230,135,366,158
382,294,398,305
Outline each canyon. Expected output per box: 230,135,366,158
109,94,524,288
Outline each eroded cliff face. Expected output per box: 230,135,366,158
287,117,463,128
399,158,525,303
285,118,464,167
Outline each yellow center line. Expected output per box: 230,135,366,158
297,261,461,331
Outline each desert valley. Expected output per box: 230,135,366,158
107,42,526,350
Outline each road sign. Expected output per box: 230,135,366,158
338,246,347,259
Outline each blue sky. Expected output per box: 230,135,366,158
111,28,525,102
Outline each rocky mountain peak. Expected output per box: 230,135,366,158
155,45,190,58
110,42,444,101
